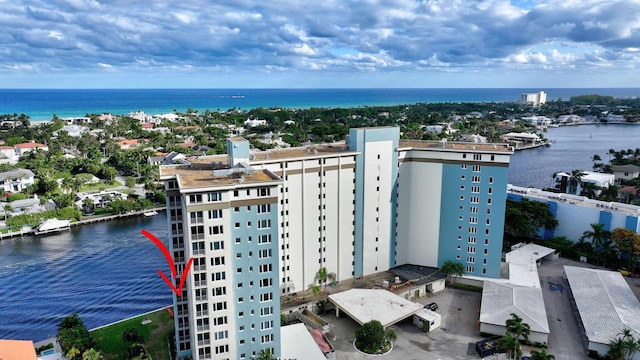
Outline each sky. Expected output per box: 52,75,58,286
1,0,640,88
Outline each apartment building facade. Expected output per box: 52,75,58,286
160,127,512,360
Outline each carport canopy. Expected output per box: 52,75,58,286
328,288,424,328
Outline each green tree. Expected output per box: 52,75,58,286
81,348,103,360
607,328,640,360
440,260,465,285
56,313,97,356
530,347,556,360
354,320,396,354
504,199,558,246
3,203,13,221
612,228,640,272
498,313,530,359
255,348,275,360
122,328,144,344
580,223,612,267
125,176,136,190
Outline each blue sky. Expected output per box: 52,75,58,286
1,0,640,88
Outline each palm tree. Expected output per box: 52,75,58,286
313,267,336,296
3,203,13,221
81,348,103,360
530,347,556,360
567,169,586,195
581,223,612,266
498,313,530,359
66,347,81,360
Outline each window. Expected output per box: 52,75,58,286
189,194,202,204
489,177,494,183
461,164,467,169
258,187,271,197
212,271,225,281
468,246,476,254
212,241,224,250
472,165,481,172
470,206,478,213
261,334,274,344
257,204,271,213
487,198,492,205
471,186,480,193
260,278,273,288
212,256,225,266
259,263,272,273
261,320,274,330
208,209,222,219
259,249,272,258
191,225,205,240
466,265,475,273
473,154,481,161
469,227,477,234
209,225,224,235
470,196,479,204
472,176,481,183
260,292,273,302
469,217,478,224
468,237,476,244
258,234,272,244
466,256,475,263
260,306,273,316
207,192,222,202
257,219,271,229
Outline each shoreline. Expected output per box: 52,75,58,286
0,206,166,241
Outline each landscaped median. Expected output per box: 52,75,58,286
91,307,174,360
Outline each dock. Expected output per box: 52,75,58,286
0,206,166,240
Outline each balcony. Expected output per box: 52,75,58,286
191,217,204,224
196,310,209,317
194,280,206,287
196,325,209,332
171,216,183,222
192,249,205,256
197,339,211,346
194,265,206,272
195,295,207,302
191,233,205,241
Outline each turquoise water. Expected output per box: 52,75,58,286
1,88,638,121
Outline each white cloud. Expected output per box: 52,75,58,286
0,0,639,87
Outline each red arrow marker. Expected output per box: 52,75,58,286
143,229,193,297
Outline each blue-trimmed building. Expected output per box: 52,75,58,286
160,129,513,359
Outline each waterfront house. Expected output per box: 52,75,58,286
552,171,615,196
0,339,38,360
501,132,543,150
0,168,35,193
116,139,147,150
74,190,129,209
611,164,640,182
14,141,48,156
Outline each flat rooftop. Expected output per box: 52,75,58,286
160,165,280,189
280,323,327,360
508,184,640,217
328,288,423,328
399,140,513,153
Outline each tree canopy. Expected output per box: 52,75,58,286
504,198,558,247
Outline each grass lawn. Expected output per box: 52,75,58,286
91,308,174,360
80,181,121,192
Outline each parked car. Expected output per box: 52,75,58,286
425,302,438,311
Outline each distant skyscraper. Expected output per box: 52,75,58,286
521,91,547,106
160,128,512,359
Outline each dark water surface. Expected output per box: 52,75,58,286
0,214,172,341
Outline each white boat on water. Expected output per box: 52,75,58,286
143,211,158,217
35,218,71,235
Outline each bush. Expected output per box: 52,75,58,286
7,193,27,202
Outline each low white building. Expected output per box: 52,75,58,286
612,164,640,182
564,266,640,358
244,118,267,127
553,171,615,195
0,168,35,193
413,309,441,332
74,190,129,209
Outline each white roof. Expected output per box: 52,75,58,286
480,281,550,334
564,266,640,344
328,289,423,328
506,243,556,266
280,323,327,360
414,309,441,322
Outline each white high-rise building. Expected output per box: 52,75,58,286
521,91,547,106
160,127,513,360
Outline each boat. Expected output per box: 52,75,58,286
35,218,71,235
143,211,158,217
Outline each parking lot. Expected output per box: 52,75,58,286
311,256,639,359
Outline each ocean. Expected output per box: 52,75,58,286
1,88,639,121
